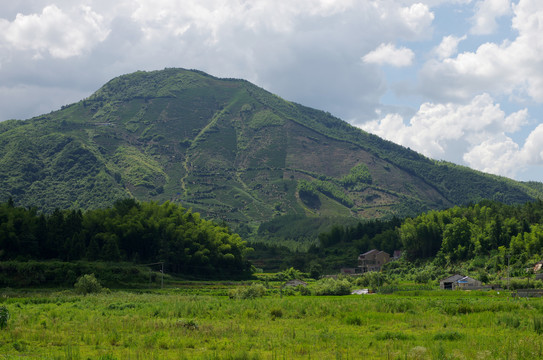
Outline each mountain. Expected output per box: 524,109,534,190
0,68,541,235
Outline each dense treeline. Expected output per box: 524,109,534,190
399,199,543,269
249,217,403,274
317,217,402,253
0,199,252,277
313,199,543,275
256,199,543,276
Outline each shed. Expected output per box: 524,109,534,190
440,274,482,290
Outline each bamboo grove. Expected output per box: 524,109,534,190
0,199,252,277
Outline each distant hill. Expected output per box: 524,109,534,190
0,68,541,236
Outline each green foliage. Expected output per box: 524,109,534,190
249,110,285,129
309,179,354,208
279,267,305,281
1,67,542,237
74,273,103,295
296,180,320,207
374,331,412,341
269,307,283,319
0,306,9,329
1,289,543,358
178,318,199,330
497,314,520,329
341,163,372,187
433,331,464,341
228,283,267,299
0,260,154,288
112,146,166,188
344,314,363,326
0,199,252,280
353,271,388,289
534,316,543,334
313,278,351,296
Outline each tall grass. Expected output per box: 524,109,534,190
0,289,542,359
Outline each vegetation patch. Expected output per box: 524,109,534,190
432,331,465,341
249,110,285,129
74,273,104,295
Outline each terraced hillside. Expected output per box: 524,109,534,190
0,68,540,234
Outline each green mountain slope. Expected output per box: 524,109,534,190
0,68,541,232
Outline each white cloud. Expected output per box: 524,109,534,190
361,93,531,177
0,0,439,123
434,35,467,59
400,2,435,35
463,123,543,177
0,5,110,59
470,0,511,35
363,43,415,67
463,136,520,177
420,0,543,103
519,124,543,165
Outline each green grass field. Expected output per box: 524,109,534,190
1,286,542,359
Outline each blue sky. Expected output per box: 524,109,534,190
1,0,542,181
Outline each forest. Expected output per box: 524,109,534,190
252,199,543,280
3,197,543,283
0,198,252,278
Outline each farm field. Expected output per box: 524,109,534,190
1,287,542,359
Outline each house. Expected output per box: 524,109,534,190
440,274,482,290
358,249,390,273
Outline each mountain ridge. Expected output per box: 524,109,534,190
0,68,540,236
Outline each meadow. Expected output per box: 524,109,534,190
1,285,543,360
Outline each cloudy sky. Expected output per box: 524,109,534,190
1,0,543,181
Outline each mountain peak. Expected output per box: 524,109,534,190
0,68,541,237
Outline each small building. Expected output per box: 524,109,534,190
393,250,403,260
440,274,482,290
358,249,390,273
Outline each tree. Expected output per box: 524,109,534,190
74,274,103,295
442,217,473,262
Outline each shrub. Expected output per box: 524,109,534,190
228,283,267,299
345,315,363,326
433,331,465,341
0,306,9,329
298,285,311,296
313,278,351,296
74,273,103,295
353,271,389,290
375,331,412,341
177,319,199,330
270,308,283,320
